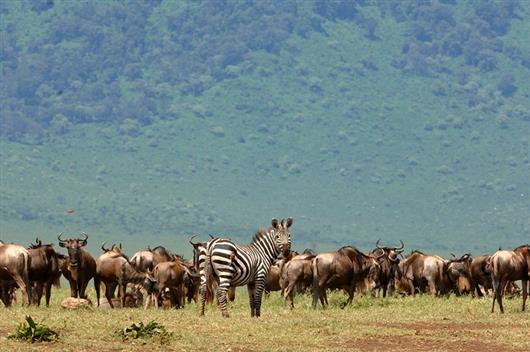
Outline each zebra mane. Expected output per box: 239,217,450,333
251,226,273,243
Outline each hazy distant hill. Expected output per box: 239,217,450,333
1,0,529,257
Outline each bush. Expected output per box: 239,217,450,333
116,321,172,343
8,316,58,343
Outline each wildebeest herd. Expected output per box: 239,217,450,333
1,217,529,316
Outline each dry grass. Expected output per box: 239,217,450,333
0,289,528,351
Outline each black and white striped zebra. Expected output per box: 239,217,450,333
199,217,293,317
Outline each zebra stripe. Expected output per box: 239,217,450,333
200,217,293,317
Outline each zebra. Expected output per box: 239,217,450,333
199,217,293,317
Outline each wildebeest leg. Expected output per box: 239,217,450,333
104,282,115,308
228,286,236,302
522,279,527,312
407,279,415,297
428,279,437,296
94,276,101,306
283,281,296,309
491,277,503,313
44,281,52,307
0,281,11,307
12,274,31,305
34,283,44,306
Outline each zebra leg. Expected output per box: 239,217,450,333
253,277,267,318
247,283,256,317
217,283,230,318
199,282,207,316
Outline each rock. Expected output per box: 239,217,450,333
61,297,92,309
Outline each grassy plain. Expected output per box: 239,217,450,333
1,288,528,351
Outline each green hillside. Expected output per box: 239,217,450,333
1,0,529,257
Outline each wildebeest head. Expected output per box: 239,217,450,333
375,239,405,262
57,232,88,267
271,217,293,257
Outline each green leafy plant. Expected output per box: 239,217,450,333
8,316,58,343
116,321,172,343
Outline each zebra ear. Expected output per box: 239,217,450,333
271,218,279,229
286,217,293,228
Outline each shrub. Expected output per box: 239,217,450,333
116,321,172,343
8,316,58,343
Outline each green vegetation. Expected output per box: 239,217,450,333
1,1,529,255
116,320,172,344
1,288,529,351
7,315,59,343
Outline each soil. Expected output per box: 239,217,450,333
332,322,516,352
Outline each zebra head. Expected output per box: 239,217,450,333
271,217,293,257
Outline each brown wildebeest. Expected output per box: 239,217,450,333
398,250,446,296
27,238,61,306
95,243,154,308
0,242,32,305
469,255,491,297
130,246,176,272
281,252,315,308
153,259,189,308
371,240,405,297
312,246,382,308
488,244,530,313
265,262,282,293
57,232,96,299
446,253,473,296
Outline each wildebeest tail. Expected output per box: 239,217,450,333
312,257,320,306
23,251,33,303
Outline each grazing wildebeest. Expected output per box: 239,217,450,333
0,242,32,305
27,238,61,306
153,259,189,308
58,232,96,299
488,244,530,313
281,252,316,308
446,253,473,296
200,217,293,317
398,250,446,296
469,255,492,297
371,240,404,297
130,246,176,273
312,246,382,308
95,243,154,308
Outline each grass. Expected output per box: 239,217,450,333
0,288,528,351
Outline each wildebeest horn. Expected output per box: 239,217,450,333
57,232,66,244
189,235,199,246
450,253,456,258
101,241,109,252
375,239,383,249
396,240,404,251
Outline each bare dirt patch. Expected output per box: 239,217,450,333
339,336,512,352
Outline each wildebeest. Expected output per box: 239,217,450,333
397,250,446,296
312,246,382,308
95,243,154,308
58,232,96,299
371,240,404,297
469,255,492,297
0,280,17,306
445,253,473,296
488,244,530,313
0,242,32,306
130,246,177,272
281,252,316,308
153,259,189,308
27,238,61,306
